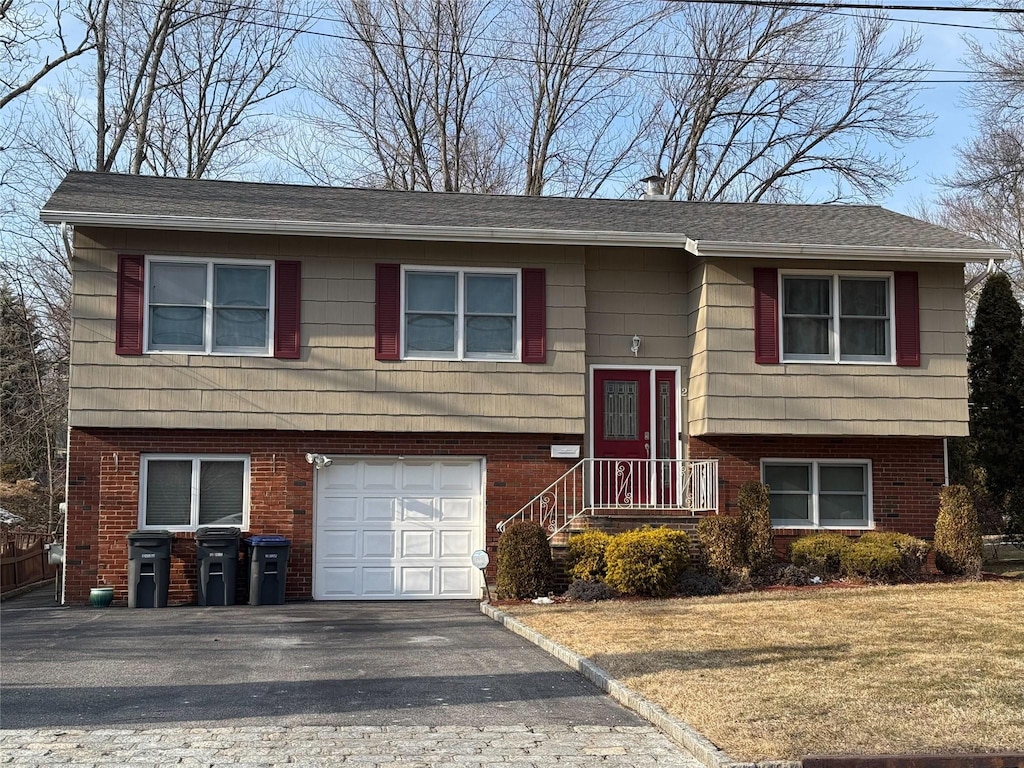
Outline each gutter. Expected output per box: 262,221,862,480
696,240,1010,265
964,258,999,292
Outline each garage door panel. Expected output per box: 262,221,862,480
401,461,436,491
400,530,434,557
439,461,477,490
439,530,473,559
363,497,396,522
320,530,358,559
439,497,472,522
315,458,483,600
439,567,473,596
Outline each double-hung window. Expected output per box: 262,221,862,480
762,459,872,528
781,273,892,363
140,455,249,531
403,267,519,360
147,258,273,354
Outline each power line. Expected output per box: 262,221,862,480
661,0,1024,12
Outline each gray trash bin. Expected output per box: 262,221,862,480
126,529,173,608
244,535,290,605
196,526,241,606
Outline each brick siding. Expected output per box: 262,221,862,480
65,428,581,605
688,434,947,557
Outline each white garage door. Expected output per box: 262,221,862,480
314,457,484,600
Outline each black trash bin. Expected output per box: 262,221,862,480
196,526,241,606
126,529,173,608
244,535,290,606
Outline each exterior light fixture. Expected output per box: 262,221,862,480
304,453,333,470
631,334,642,356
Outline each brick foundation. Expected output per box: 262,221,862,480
688,435,947,558
65,428,581,605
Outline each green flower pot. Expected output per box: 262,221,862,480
89,586,114,608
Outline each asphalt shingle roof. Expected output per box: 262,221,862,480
42,171,996,252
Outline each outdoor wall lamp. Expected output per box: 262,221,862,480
631,334,642,356
305,453,333,470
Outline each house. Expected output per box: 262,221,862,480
40,172,1008,604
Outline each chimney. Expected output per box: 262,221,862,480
640,175,668,201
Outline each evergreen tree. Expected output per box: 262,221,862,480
968,273,1024,514
1006,333,1024,539
0,283,48,480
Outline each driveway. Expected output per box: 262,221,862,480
0,588,702,766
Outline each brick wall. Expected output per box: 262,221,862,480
688,435,947,557
65,428,581,605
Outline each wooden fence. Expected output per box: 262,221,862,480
1,531,57,595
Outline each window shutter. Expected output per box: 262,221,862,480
116,254,145,355
521,268,546,364
274,260,302,359
753,267,780,364
894,270,920,367
375,263,401,361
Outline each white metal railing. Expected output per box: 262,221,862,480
496,458,719,538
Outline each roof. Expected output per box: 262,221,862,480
40,171,1007,261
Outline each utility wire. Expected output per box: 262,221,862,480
661,0,1024,12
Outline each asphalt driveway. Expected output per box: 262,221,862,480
0,589,641,731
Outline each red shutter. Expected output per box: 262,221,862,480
375,263,401,361
115,254,145,355
753,267,779,364
894,270,920,367
521,268,546,364
274,260,302,359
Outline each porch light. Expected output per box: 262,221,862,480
631,334,642,356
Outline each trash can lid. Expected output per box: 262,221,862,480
127,529,173,539
196,526,241,538
245,534,290,545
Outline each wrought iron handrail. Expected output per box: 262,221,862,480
496,458,719,538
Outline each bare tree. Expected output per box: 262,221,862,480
645,6,931,203
510,0,661,197
291,0,512,192
939,8,1024,292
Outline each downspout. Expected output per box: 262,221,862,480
943,438,949,487
60,221,72,605
964,258,997,293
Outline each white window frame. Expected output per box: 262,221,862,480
143,255,276,356
761,458,873,530
779,270,895,364
139,454,251,532
400,265,522,361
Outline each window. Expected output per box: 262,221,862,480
781,273,892,363
146,258,272,354
140,455,249,530
402,267,519,360
762,460,872,528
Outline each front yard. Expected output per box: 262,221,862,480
505,581,1023,761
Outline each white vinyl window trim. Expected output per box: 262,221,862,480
400,265,522,361
761,458,874,530
143,255,276,355
139,454,250,532
779,270,896,365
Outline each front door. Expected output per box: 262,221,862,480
593,369,677,506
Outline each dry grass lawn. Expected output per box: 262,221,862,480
506,581,1024,761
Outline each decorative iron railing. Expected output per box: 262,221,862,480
496,458,719,538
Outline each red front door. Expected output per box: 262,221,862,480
593,370,677,505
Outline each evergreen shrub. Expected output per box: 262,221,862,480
790,533,853,580
565,530,613,581
604,528,691,597
842,532,929,583
934,484,983,578
495,520,553,599
696,516,745,572
738,481,775,569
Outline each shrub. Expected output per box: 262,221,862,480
564,579,617,602
696,516,745,572
842,532,929,583
565,530,613,581
678,569,723,597
604,528,691,597
738,481,775,569
790,533,853,580
775,564,814,587
495,520,554,599
934,485,983,578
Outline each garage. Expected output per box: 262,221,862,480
313,457,484,600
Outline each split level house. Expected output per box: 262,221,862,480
41,171,1009,604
